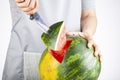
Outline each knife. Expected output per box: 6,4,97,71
30,12,49,33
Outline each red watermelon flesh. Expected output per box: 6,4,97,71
55,25,66,50
49,39,72,63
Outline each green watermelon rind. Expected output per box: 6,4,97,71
39,36,101,80
57,36,101,80
41,21,64,50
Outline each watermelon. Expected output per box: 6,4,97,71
41,21,66,51
39,36,101,80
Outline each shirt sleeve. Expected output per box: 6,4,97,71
82,0,96,10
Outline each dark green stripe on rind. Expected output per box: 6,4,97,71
39,36,101,80
41,21,64,50
84,57,101,80
57,36,101,80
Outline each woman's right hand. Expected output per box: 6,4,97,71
16,0,38,15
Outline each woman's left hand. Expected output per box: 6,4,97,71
66,32,102,62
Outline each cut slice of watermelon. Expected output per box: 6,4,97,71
41,21,66,51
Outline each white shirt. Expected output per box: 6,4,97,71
10,0,96,32
38,0,95,32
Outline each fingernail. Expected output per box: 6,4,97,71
88,43,91,48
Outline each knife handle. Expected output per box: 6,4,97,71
30,14,34,20
30,12,39,20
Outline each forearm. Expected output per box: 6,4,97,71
81,10,97,37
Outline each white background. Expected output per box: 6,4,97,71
0,0,120,80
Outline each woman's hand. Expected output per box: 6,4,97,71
16,0,38,15
66,32,102,62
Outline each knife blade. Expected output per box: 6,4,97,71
30,12,49,33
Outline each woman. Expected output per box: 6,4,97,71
2,0,102,80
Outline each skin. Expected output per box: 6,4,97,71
66,9,102,62
16,0,102,62
16,0,38,15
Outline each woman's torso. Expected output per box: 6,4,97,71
10,0,82,32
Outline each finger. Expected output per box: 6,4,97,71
66,32,78,36
66,32,85,38
98,52,102,62
87,38,94,48
16,0,30,8
93,43,99,56
21,7,31,12
16,0,24,3
26,0,38,15
78,32,86,38
20,0,35,12
28,0,35,10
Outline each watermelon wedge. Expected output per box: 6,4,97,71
41,21,66,51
